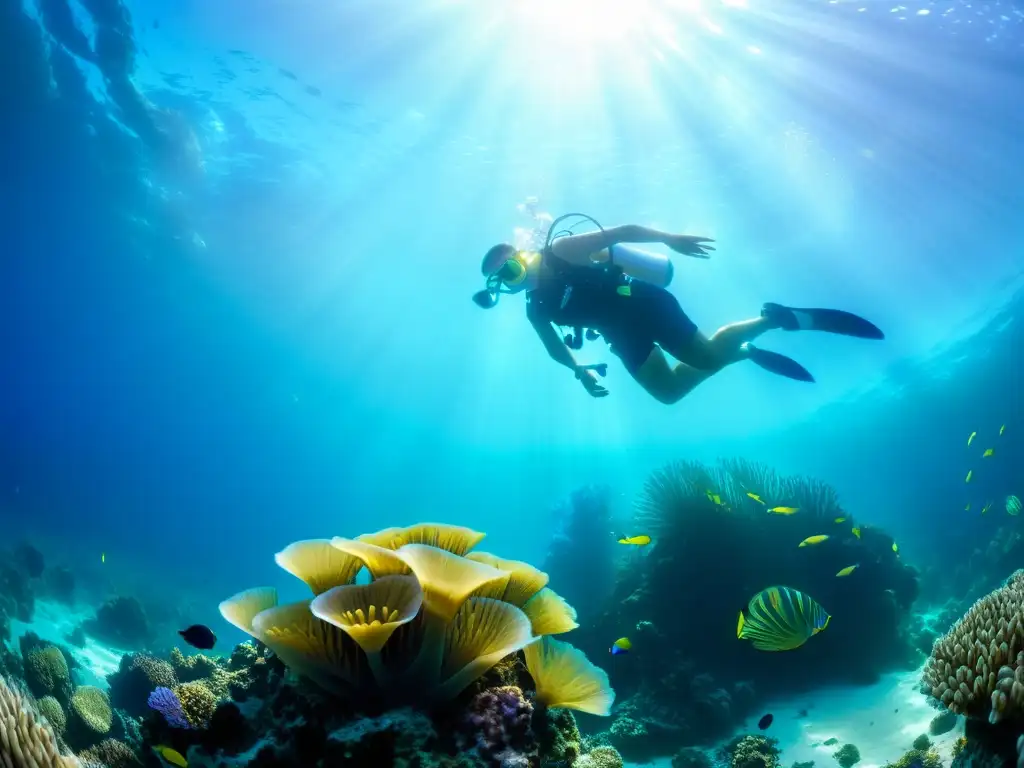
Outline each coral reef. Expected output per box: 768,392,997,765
174,681,217,729
24,646,72,705
106,653,177,717
883,748,942,768
219,523,614,712
672,747,713,768
534,706,581,766
458,685,536,765
68,686,113,750
725,734,780,768
911,735,931,751
78,739,141,768
923,569,1024,724
148,687,190,729
81,597,151,649
0,562,35,622
833,743,861,768
0,675,80,767
576,746,625,768
928,711,957,736
37,696,67,736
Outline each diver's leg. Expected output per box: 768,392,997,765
623,347,718,405
661,317,777,372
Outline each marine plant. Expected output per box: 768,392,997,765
923,569,1024,724
0,675,80,767
219,523,614,712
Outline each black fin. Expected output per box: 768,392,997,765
762,303,885,340
745,345,815,382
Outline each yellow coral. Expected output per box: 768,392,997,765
923,569,1024,723
522,588,580,635
524,636,615,716
222,522,612,708
274,540,363,595
174,682,217,729
0,676,79,767
70,686,112,734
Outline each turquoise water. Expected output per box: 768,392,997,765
2,1,1023,766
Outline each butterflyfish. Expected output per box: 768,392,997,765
1007,495,1021,516
618,535,651,546
966,470,973,483
767,507,799,515
836,564,859,578
983,448,994,458
610,637,631,655
736,586,830,651
155,746,188,768
747,492,765,504
834,517,846,524
852,527,862,539
968,431,976,446
798,535,829,547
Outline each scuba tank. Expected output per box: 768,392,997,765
609,244,674,288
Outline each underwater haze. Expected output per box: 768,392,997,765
2,2,1024,764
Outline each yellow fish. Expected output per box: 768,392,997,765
746,492,765,504
981,501,993,515
892,542,899,553
836,564,859,577
834,517,846,524
1000,425,1006,436
767,507,799,515
966,470,973,483
705,490,724,506
852,527,862,539
101,553,106,564
798,534,829,547
155,746,187,768
968,431,976,446
610,637,631,655
983,448,994,458
618,535,651,546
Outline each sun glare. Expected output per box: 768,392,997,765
510,0,666,45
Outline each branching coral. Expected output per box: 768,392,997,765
923,569,1024,723
220,522,614,712
0,675,80,767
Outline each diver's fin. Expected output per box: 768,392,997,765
762,303,885,340
743,343,815,382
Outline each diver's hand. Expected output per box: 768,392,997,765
667,234,715,258
576,368,609,398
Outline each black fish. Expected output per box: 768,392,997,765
758,713,773,730
179,624,217,650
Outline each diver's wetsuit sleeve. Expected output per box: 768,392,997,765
527,302,579,373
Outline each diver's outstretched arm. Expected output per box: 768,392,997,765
550,225,714,265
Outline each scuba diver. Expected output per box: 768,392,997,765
472,213,884,403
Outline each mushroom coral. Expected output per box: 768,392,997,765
220,522,614,712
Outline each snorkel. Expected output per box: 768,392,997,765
471,212,606,309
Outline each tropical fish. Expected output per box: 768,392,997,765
155,746,188,767
968,431,976,446
966,470,973,483
758,713,774,730
179,625,217,650
618,535,651,546
798,535,829,547
1007,496,1022,516
610,637,631,655
965,503,971,512
101,552,106,564
705,490,724,506
892,542,899,553
981,501,993,515
834,517,846,524
736,586,830,651
747,492,765,504
767,507,799,515
836,564,859,578
983,448,994,458
852,527,862,539
1000,425,1006,436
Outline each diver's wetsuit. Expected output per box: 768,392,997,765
526,249,698,374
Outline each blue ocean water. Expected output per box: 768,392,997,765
1,0,1023,765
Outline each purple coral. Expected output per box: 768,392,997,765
148,686,190,729
461,686,537,767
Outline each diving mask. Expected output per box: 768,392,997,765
472,250,538,309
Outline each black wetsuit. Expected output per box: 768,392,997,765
526,249,698,374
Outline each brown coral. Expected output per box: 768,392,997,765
0,675,80,767
923,569,1024,723
174,682,216,728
